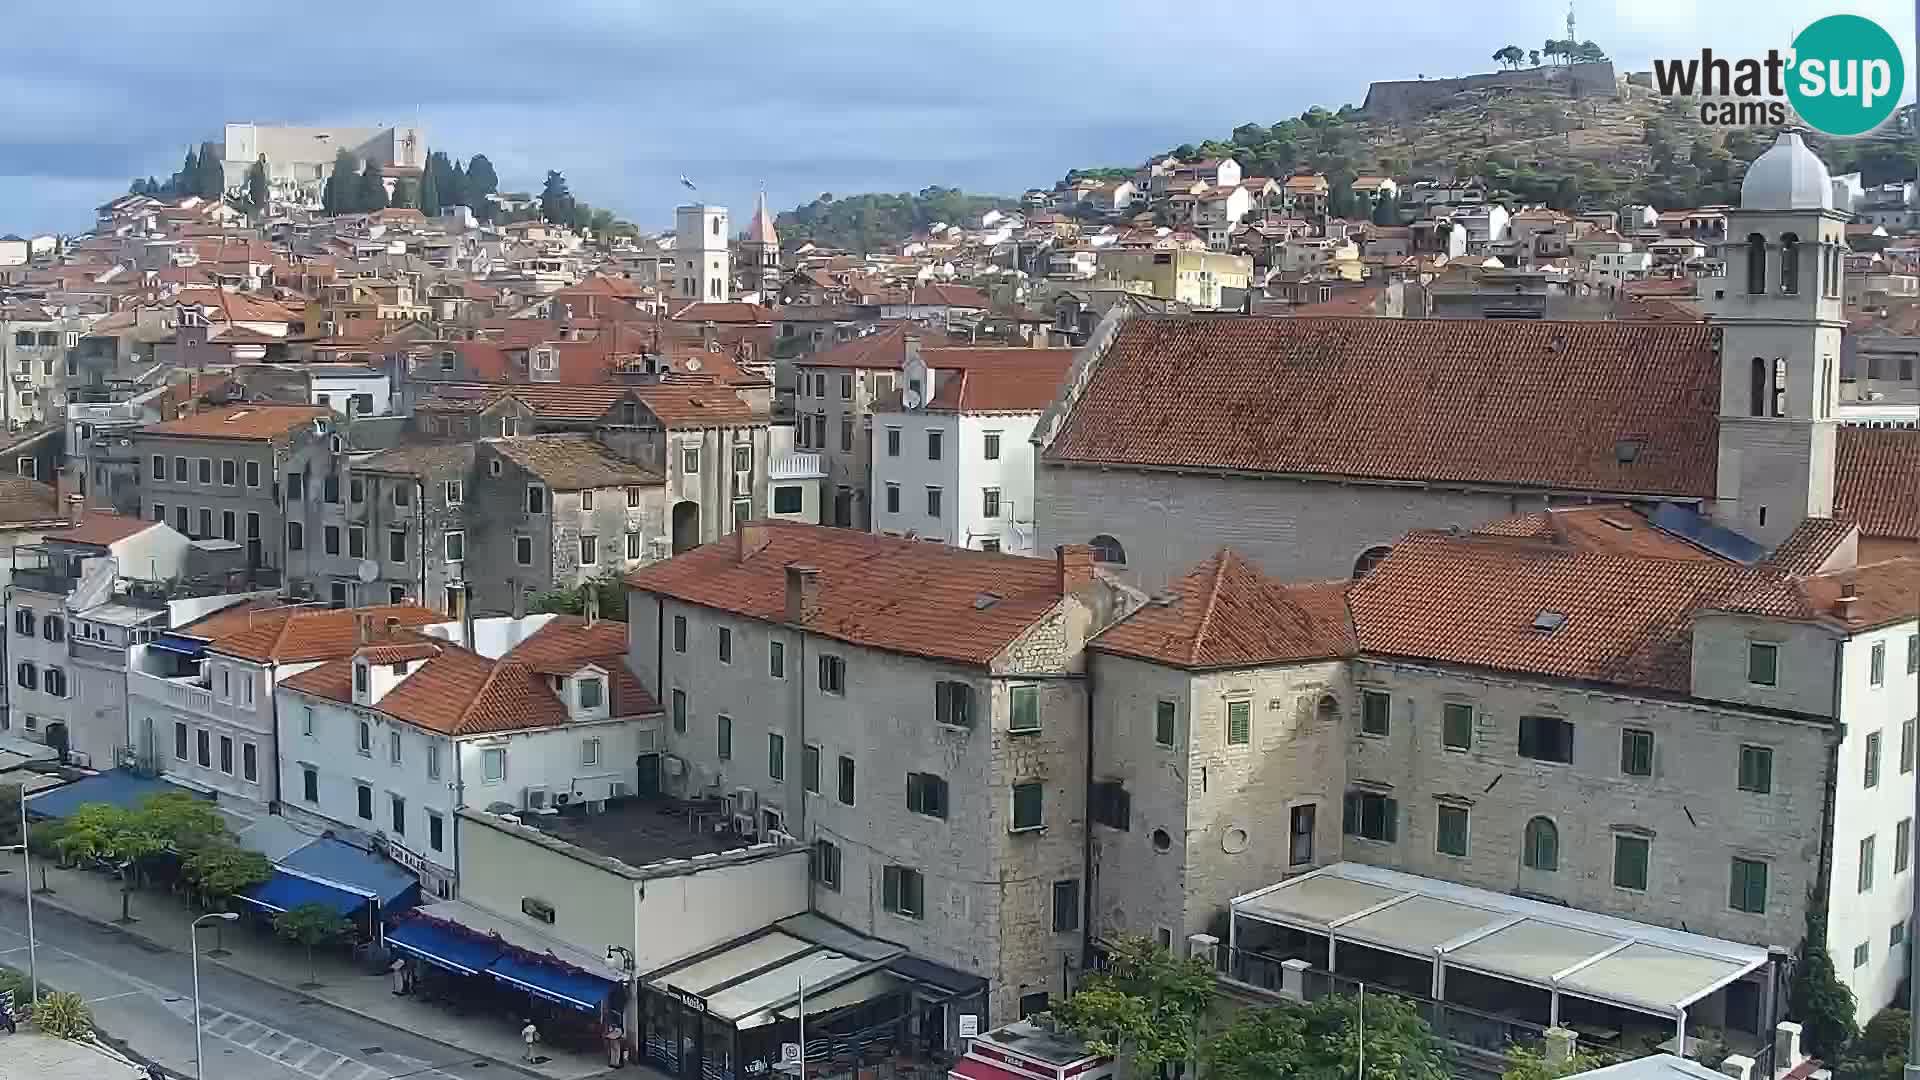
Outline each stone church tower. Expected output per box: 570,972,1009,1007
675,203,730,303
1705,132,1850,549
740,189,780,298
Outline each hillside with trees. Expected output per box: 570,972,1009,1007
775,187,1018,253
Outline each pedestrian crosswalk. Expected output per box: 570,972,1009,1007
192,1005,463,1080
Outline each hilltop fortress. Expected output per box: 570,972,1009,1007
1362,60,1618,118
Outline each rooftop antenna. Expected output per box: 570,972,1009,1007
1566,0,1575,45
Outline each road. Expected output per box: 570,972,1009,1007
0,890,537,1080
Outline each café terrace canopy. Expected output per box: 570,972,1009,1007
1231,863,1769,1018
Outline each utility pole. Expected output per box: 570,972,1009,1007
1908,743,1919,1080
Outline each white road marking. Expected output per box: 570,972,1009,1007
85,990,142,1003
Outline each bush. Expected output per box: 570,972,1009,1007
32,990,92,1039
0,965,29,1006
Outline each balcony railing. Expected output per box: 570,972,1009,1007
126,670,254,725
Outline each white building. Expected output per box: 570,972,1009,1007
220,122,427,204
276,613,661,898
675,203,730,303
308,366,394,417
1589,249,1653,284
868,343,1076,554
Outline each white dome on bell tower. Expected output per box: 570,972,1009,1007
1739,131,1834,211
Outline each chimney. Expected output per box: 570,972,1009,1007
1716,1056,1755,1080
65,493,83,527
903,333,922,370
701,320,718,351
355,613,372,645
1773,1022,1803,1071
460,583,476,649
735,522,767,564
1055,544,1095,595
1835,579,1858,619
585,586,600,626
784,564,821,625
511,582,527,619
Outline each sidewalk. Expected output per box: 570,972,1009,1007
0,860,621,1080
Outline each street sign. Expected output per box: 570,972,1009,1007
958,1014,979,1038
781,1043,802,1065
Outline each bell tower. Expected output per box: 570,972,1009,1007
1704,132,1849,549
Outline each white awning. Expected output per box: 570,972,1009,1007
1231,863,1769,1017
646,925,909,1029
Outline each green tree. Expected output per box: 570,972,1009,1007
273,903,350,988
1494,45,1525,69
1528,48,1541,66
529,568,629,621
245,156,270,213
31,990,92,1039
56,804,164,923
1204,992,1449,1080
1048,936,1214,1078
195,141,225,199
539,170,577,226
322,150,359,216
448,160,468,210
1501,1045,1609,1080
170,145,199,197
181,842,271,910
390,179,417,210
467,154,499,219
1328,180,1358,220
419,163,441,216
1791,910,1860,1060
1371,193,1401,225
1836,1010,1910,1080
356,159,388,213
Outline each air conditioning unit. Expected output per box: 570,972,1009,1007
730,786,758,815
523,786,550,810
663,755,685,777
552,793,571,807
731,813,759,840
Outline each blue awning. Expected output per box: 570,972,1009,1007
487,953,618,1012
388,919,503,976
238,870,369,917
26,769,199,820
278,837,420,913
150,632,208,658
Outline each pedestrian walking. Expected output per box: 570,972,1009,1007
521,1019,540,1062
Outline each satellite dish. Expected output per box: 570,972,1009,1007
356,560,380,583
685,356,702,371
902,389,923,409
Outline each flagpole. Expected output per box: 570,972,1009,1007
1356,982,1365,1080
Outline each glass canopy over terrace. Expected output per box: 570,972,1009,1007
1228,864,1775,1056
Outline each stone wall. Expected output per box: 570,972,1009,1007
1361,62,1618,119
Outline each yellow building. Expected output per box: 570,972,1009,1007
1093,248,1253,309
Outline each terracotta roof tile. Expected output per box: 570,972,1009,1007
0,477,67,526
917,349,1076,413
635,385,762,427
357,443,474,478
670,301,773,324
1834,427,1920,540
1045,316,1719,498
503,615,656,717
1472,506,1720,561
210,603,440,664
1709,556,1919,634
801,323,961,369
500,384,637,422
627,522,1068,665
42,510,159,548
1765,518,1859,575
906,284,988,309
488,434,662,489
140,404,331,441
1093,551,1354,669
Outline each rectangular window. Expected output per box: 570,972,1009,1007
428,812,444,852
837,755,856,805
672,615,687,652
768,733,786,781
885,428,901,457
769,640,785,678
1613,834,1650,891
481,748,505,782
391,794,406,836
286,471,304,499
427,743,440,780
388,530,406,563
906,772,948,818
926,487,942,518
526,485,546,514
718,626,732,663
173,456,188,482
393,484,410,508
1343,791,1397,842
1897,818,1911,874
813,840,841,891
882,865,923,918
1361,690,1390,735
242,743,257,782
1436,804,1469,857
324,525,341,555
1870,641,1887,686
818,654,845,694
1011,782,1043,831
286,521,304,551
176,506,189,535
1010,684,1039,733
717,715,732,760
1052,879,1080,932
174,721,188,760
981,488,1000,518
1730,857,1769,913
1154,700,1177,747
1442,703,1473,751
445,531,464,562
222,511,235,541
346,526,364,558
802,744,821,794
626,531,641,560
515,535,532,566
581,489,595,511
1289,804,1315,866
1621,728,1654,777
302,766,318,803
927,431,943,460
197,507,212,539
389,730,402,764
196,729,211,767
218,736,233,774
151,454,165,481
671,689,686,733
1860,835,1876,893
1902,719,1915,774
773,485,803,514
885,484,900,514
1518,715,1574,764
221,459,236,486
1854,942,1871,968
1909,633,1918,675
1227,700,1251,745
936,680,976,728
1748,642,1778,686
839,417,853,452
581,533,601,563
1866,731,1883,788
1090,781,1131,830
356,783,373,820
838,374,852,400
245,460,260,488
1739,745,1774,793
983,431,1002,460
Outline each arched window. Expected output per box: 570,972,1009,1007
1779,233,1800,295
1749,357,1767,417
1353,545,1394,579
1522,816,1559,871
1771,358,1788,417
1088,534,1126,565
1316,694,1340,725
1745,232,1767,294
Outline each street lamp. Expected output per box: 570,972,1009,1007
192,912,239,1078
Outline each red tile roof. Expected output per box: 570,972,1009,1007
0,477,66,527
671,301,774,325
42,510,158,548
801,323,960,369
1835,427,1920,540
1093,551,1354,669
906,284,989,309
209,604,441,664
1472,506,1720,561
635,385,762,427
488,435,662,489
140,404,331,441
1765,518,1859,575
627,522,1070,664
919,348,1077,413
1045,316,1719,498
1708,556,1920,634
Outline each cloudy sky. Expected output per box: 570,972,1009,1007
4,0,1913,235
